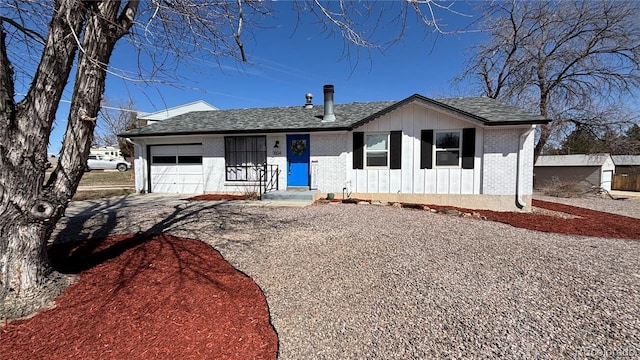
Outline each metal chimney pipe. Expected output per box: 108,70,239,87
323,84,336,122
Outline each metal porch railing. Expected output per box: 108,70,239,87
258,164,279,199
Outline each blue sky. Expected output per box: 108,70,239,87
49,2,486,154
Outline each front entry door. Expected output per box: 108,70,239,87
286,134,310,187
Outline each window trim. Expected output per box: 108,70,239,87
364,132,390,169
434,130,462,168
224,135,267,182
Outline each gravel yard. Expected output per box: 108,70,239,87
48,194,640,359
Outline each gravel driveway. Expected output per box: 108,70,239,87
55,194,640,359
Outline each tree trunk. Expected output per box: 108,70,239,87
0,1,86,314
0,214,53,306
1,0,138,318
534,123,552,162
533,83,551,162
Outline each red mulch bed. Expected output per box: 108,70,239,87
0,234,278,360
329,197,639,239
427,199,640,240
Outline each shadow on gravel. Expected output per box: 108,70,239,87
50,196,296,271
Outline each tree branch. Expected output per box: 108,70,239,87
0,24,16,122
234,0,246,62
0,16,46,45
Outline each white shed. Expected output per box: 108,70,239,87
534,154,615,191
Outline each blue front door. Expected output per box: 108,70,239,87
287,134,310,187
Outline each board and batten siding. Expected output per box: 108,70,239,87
345,103,483,196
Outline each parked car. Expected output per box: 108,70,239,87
86,155,131,172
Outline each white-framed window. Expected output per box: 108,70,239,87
365,133,389,168
224,136,267,181
435,130,461,167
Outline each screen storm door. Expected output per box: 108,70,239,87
286,134,310,187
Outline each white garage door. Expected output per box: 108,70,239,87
150,145,203,193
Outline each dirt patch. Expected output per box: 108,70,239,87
0,233,277,360
78,170,133,186
531,206,580,219
73,188,136,201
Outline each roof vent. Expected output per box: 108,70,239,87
304,93,313,109
322,84,336,122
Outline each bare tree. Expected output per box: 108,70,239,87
458,0,640,160
0,1,462,317
626,124,640,155
94,100,138,158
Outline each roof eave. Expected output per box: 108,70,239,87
485,119,551,126
118,126,352,138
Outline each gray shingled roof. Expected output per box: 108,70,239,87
121,95,549,138
435,97,550,125
611,155,640,166
535,154,613,167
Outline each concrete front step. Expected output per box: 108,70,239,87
261,190,318,202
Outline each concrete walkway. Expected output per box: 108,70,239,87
65,193,311,217
609,190,640,199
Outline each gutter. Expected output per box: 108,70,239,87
516,127,534,210
119,126,354,138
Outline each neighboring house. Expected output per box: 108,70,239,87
534,154,615,191
611,155,640,175
90,146,123,160
137,100,218,126
121,85,550,211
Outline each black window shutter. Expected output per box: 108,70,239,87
353,132,364,169
462,128,476,169
420,130,433,169
390,131,402,169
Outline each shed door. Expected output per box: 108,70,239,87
602,170,613,191
150,144,203,193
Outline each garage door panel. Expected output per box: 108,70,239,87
151,165,176,175
152,182,178,193
178,182,203,193
151,146,178,156
178,144,201,153
177,173,202,181
176,164,202,173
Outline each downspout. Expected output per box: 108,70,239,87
124,137,143,192
515,127,534,210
